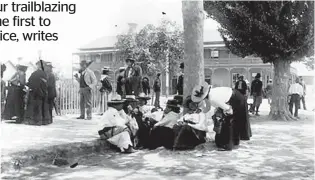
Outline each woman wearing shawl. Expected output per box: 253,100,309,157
147,99,181,150
191,82,252,150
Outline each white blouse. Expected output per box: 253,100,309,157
154,111,180,128
177,112,208,131
208,87,233,111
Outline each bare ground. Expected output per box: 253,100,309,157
2,112,314,180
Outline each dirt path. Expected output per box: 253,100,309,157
2,113,314,180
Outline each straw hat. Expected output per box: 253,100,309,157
136,92,151,100
191,82,211,103
108,95,125,105
124,95,139,102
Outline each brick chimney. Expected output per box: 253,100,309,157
127,23,138,34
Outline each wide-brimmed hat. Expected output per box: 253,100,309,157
166,99,180,108
108,95,125,105
136,92,151,100
191,82,211,103
17,65,28,72
124,95,139,102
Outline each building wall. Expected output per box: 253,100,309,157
73,46,297,95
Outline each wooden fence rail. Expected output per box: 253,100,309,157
56,80,107,116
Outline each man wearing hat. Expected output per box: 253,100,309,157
74,60,97,120
153,73,161,108
124,57,143,96
234,75,248,96
2,64,27,123
98,95,135,153
116,67,126,98
99,66,112,114
44,62,57,124
176,62,184,95
24,60,50,125
250,73,263,115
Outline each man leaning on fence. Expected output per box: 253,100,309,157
74,60,97,120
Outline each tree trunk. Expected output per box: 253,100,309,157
269,59,297,121
182,0,205,99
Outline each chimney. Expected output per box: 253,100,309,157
127,23,138,34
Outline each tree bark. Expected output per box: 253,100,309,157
269,59,297,121
182,0,205,99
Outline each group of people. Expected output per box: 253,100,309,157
1,60,57,125
233,72,307,118
97,78,252,153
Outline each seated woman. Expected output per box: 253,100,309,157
98,95,138,153
191,82,252,151
173,97,208,150
147,99,180,150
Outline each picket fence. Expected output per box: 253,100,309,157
57,79,108,115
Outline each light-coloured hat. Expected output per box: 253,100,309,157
191,82,211,103
136,92,151,100
108,95,125,104
125,95,139,102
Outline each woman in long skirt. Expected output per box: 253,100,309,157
191,82,252,151
2,65,27,123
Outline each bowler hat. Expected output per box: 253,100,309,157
173,95,183,105
191,81,211,103
166,99,180,108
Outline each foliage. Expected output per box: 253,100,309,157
115,19,184,77
303,56,314,70
204,1,314,63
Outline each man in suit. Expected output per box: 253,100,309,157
298,76,307,110
250,73,263,116
153,73,161,108
234,75,248,96
176,63,184,95
74,60,97,120
124,58,143,97
45,62,57,124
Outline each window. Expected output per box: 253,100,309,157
204,49,211,59
232,73,240,87
103,54,113,63
211,50,219,58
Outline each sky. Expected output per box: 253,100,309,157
0,0,312,78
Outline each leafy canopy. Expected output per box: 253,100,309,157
115,19,184,76
204,1,314,63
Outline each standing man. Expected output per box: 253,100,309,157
74,60,97,120
45,62,56,124
142,77,150,95
298,76,307,110
288,78,304,118
99,67,112,114
116,67,126,98
234,75,248,96
176,63,184,95
250,73,263,116
124,58,143,97
153,73,161,108
24,60,49,126
265,79,273,105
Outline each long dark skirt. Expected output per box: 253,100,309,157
228,90,252,144
173,124,206,150
47,98,54,124
2,85,25,122
148,126,175,150
133,114,155,148
215,118,234,150
24,92,50,126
